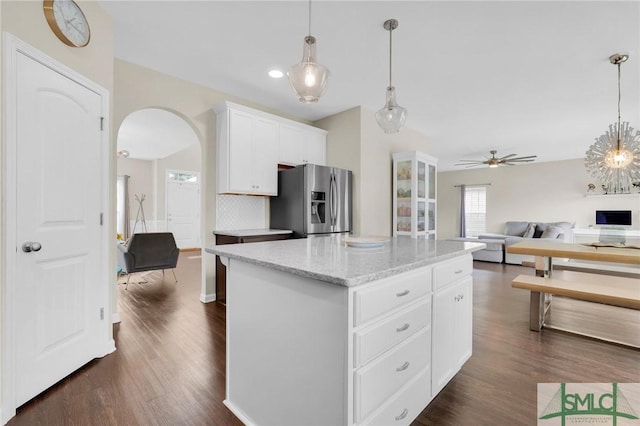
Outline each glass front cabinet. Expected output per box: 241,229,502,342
392,151,438,239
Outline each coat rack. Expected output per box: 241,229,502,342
131,194,148,235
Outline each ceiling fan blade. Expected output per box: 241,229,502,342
457,159,487,163
497,153,518,160
505,159,536,163
505,155,537,161
454,162,484,166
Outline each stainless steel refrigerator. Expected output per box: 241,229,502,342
270,164,352,238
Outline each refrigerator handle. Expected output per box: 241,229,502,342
330,172,338,227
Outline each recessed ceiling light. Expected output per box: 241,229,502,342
268,69,284,79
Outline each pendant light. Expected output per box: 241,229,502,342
585,53,640,194
604,54,632,168
288,0,329,103
375,19,407,133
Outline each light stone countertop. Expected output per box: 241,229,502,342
213,229,293,237
206,234,486,287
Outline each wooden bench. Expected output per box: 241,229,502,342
511,270,640,334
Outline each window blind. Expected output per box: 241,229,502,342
464,187,486,237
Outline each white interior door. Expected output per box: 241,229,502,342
167,170,200,249
13,50,105,407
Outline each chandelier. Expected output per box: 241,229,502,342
585,54,640,193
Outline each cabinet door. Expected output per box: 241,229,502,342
305,131,326,165
252,117,279,195
279,124,305,166
228,110,255,193
454,277,473,368
431,283,456,397
432,276,473,398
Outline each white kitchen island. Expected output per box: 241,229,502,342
206,235,485,426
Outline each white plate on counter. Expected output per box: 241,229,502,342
343,237,390,248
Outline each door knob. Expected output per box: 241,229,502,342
22,242,42,253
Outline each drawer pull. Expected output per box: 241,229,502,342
396,323,410,332
396,289,410,297
396,361,410,372
454,269,464,274
395,408,409,421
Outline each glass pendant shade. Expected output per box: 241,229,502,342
375,86,407,133
289,36,329,103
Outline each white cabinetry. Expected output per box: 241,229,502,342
279,122,327,166
393,151,438,239
214,101,328,195
431,255,473,397
353,267,432,424
214,103,278,195
223,252,474,425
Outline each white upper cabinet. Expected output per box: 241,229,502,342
215,103,278,195
215,101,327,196
278,122,327,166
279,123,305,165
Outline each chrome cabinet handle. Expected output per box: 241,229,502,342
396,361,410,372
396,289,410,297
22,242,42,253
396,323,410,332
454,269,464,274
395,408,409,421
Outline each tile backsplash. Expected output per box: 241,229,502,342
216,194,267,230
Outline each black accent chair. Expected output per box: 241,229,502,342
117,232,179,289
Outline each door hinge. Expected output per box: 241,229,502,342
100,307,104,320
100,213,103,225
100,117,104,131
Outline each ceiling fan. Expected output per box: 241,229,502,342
455,150,537,168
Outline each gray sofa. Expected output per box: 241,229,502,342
479,221,574,265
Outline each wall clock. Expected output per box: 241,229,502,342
43,0,91,48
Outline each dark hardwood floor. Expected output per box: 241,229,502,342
8,254,639,425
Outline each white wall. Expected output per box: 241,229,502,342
117,158,155,221
437,158,640,239
317,106,433,237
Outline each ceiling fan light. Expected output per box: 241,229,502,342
375,86,407,133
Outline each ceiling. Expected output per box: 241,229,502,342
100,1,640,170
118,108,199,160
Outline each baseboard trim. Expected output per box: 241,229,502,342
223,399,255,425
200,293,216,303
111,313,121,324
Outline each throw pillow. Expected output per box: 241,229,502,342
533,224,545,238
523,223,536,238
541,225,563,240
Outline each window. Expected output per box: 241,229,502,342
464,187,486,237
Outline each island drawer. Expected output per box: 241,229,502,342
354,267,431,326
363,367,431,426
354,327,430,422
433,254,472,290
354,298,431,368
